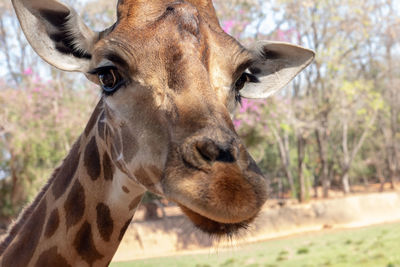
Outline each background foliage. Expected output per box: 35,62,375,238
0,0,399,224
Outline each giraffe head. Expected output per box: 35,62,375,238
13,0,314,235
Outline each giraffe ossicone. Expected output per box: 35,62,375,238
0,0,314,266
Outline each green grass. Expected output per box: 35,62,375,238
111,222,400,267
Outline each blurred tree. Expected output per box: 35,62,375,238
0,68,98,222
224,0,399,198
0,0,399,224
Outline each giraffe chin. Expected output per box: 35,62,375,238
162,155,267,236
178,204,255,236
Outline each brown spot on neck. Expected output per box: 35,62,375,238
64,180,86,230
134,166,155,188
52,137,81,200
84,136,101,181
73,221,103,265
1,200,47,267
122,186,130,193
96,203,114,242
44,209,60,238
35,246,71,267
134,165,162,193
102,151,114,181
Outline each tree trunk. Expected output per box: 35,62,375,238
341,169,351,195
313,176,319,198
341,117,351,195
272,126,296,198
389,172,396,190
297,134,306,202
387,145,398,190
9,149,20,206
377,163,385,192
340,110,376,195
143,202,159,221
315,129,330,198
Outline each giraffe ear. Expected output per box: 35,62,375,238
12,0,97,72
239,41,315,99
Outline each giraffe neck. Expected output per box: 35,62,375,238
0,101,146,267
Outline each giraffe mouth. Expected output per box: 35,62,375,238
162,143,267,236
178,204,256,236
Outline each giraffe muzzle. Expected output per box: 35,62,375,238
162,130,268,235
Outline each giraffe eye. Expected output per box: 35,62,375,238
233,72,259,104
234,72,258,91
234,73,248,91
95,67,125,95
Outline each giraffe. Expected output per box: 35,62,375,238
0,0,314,266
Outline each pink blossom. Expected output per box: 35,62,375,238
277,29,287,42
239,99,250,113
233,119,242,128
249,101,261,113
222,20,235,34
23,68,33,75
239,99,263,114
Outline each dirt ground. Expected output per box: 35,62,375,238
131,182,400,221
1,183,399,262
113,186,400,262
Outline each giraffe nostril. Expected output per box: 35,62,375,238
216,149,235,163
196,139,219,162
196,139,236,163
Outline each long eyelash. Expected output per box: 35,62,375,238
87,66,117,75
243,73,260,84
235,91,242,105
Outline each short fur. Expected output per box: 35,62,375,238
2,0,313,265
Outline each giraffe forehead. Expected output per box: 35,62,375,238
116,0,218,26
98,0,231,70
92,0,250,107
